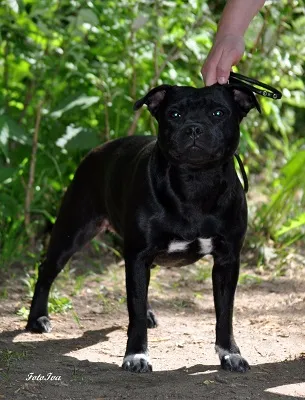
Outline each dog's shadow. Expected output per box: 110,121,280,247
0,327,304,400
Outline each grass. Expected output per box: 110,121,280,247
72,310,82,328
238,273,263,285
48,292,73,313
16,292,73,320
0,218,27,268
20,268,39,299
16,306,30,319
171,298,194,309
0,349,28,373
14,245,125,322
71,274,89,296
96,292,121,313
0,287,8,299
17,262,73,319
258,150,305,242
71,365,85,382
194,266,212,283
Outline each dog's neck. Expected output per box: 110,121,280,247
150,143,235,204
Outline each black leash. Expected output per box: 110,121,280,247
229,72,282,192
234,153,248,193
229,71,282,100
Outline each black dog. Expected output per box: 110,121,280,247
26,83,260,373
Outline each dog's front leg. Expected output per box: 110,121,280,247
122,251,152,373
212,254,250,372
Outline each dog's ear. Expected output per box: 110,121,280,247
134,85,172,116
229,85,261,118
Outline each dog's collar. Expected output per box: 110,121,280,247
228,72,282,100
234,153,248,193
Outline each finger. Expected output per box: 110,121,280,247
202,48,222,86
216,49,242,84
203,65,217,86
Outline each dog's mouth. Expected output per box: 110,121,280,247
182,144,223,163
162,138,225,167
188,144,205,151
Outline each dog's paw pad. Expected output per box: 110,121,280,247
221,353,250,373
122,353,152,373
147,309,158,329
26,316,52,333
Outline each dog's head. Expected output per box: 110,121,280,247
134,84,260,168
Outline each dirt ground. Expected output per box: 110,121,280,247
0,251,305,400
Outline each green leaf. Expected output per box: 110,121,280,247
48,296,72,313
275,213,305,237
55,126,100,151
65,128,100,150
78,8,99,26
6,0,19,13
282,150,305,177
0,115,29,145
51,95,100,119
0,192,20,216
0,167,16,183
17,306,29,319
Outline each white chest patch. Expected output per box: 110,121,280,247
168,238,213,255
198,238,213,255
168,241,190,253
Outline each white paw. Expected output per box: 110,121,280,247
215,345,250,372
122,353,152,373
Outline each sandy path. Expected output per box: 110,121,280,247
1,258,305,399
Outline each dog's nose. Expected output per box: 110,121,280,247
186,124,203,139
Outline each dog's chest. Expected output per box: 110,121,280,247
153,237,213,267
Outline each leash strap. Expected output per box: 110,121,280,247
230,72,282,193
234,153,248,193
229,72,282,100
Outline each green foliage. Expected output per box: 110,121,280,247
238,273,262,285
0,0,304,267
0,349,28,371
17,292,72,318
47,293,73,313
194,265,211,282
255,150,305,244
16,305,29,319
18,263,73,317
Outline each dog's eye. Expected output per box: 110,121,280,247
170,111,181,118
212,110,224,117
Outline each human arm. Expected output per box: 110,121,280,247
202,0,266,86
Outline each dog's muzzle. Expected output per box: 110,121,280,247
179,124,221,161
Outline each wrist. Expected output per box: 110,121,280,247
215,26,246,43
214,32,244,46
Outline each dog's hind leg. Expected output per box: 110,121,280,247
147,302,158,329
146,266,158,328
26,178,106,333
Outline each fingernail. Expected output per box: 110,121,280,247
218,77,227,84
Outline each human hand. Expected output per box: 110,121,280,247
201,34,245,86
